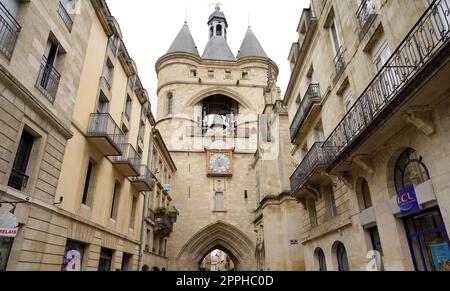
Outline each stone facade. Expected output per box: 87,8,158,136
0,0,175,271
155,5,305,271
285,0,450,271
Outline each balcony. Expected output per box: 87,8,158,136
356,0,377,31
323,0,450,170
147,208,156,222
87,113,124,156
186,126,250,139
154,213,173,234
8,169,28,191
57,1,73,32
130,165,154,192
290,84,321,143
35,58,61,104
110,143,141,177
290,142,326,197
333,46,346,80
0,2,21,60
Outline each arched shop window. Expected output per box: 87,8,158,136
335,242,350,271
393,148,450,271
394,148,430,192
316,248,327,271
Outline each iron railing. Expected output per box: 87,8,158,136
8,169,28,191
58,1,73,32
100,76,112,91
111,143,141,174
148,208,155,222
356,0,377,29
0,2,21,60
186,125,250,138
87,113,124,147
273,100,288,114
36,57,61,103
290,84,321,142
333,46,346,78
154,213,173,233
108,37,117,56
323,0,450,168
290,142,325,194
130,165,153,188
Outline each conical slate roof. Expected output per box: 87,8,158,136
237,27,267,59
167,22,200,56
202,36,235,61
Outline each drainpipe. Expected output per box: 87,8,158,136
138,126,155,271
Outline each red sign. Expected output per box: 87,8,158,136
0,228,18,237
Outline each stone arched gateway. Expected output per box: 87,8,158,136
175,221,255,271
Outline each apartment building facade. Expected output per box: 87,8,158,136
0,0,177,271
285,0,450,271
0,0,94,271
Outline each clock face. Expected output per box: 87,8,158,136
210,153,231,174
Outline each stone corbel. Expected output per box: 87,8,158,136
352,155,374,175
403,107,435,136
333,172,354,190
306,184,322,200
297,198,307,210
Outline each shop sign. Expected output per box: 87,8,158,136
0,213,19,238
397,185,420,213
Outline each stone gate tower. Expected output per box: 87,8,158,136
155,5,280,270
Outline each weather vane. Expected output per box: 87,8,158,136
210,0,222,10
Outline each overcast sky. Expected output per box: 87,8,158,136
108,0,310,113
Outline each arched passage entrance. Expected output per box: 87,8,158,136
176,221,255,271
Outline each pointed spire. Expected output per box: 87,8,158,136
202,37,235,61
237,27,268,60
167,22,200,56
202,5,235,61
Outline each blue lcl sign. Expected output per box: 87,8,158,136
397,185,420,213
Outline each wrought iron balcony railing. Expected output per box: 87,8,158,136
356,0,377,29
148,208,155,222
154,213,173,233
36,58,61,103
8,169,28,191
58,1,73,32
111,143,141,174
323,0,450,169
108,37,117,56
0,2,21,60
333,46,346,78
186,125,250,139
290,84,321,142
130,165,153,188
87,113,124,145
290,142,325,194
101,76,112,91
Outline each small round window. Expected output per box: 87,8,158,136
394,148,430,192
